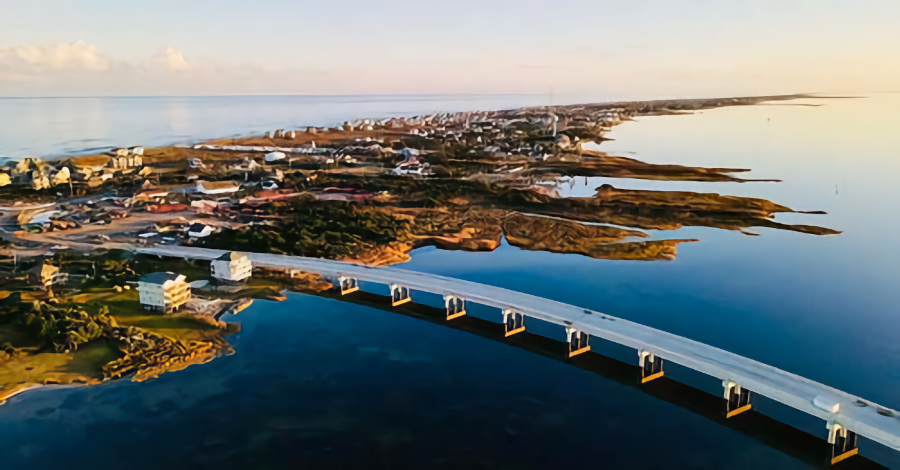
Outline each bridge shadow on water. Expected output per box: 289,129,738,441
307,288,885,470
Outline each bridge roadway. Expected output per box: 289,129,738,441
139,245,900,452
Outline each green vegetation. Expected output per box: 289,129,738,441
17,302,114,353
198,199,412,259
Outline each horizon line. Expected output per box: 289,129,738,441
0,92,550,100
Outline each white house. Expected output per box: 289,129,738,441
187,222,215,238
111,155,142,170
30,173,50,190
264,151,286,162
194,180,240,195
50,167,71,186
29,262,68,288
393,161,432,176
211,252,252,283
137,272,191,313
232,158,259,172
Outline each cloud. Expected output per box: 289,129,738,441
142,46,191,72
0,41,194,77
0,41,340,96
0,41,114,75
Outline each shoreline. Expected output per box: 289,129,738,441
1,93,823,166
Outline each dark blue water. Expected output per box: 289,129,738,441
2,94,899,468
0,293,810,469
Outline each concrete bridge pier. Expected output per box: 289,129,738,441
828,423,859,465
338,276,359,295
390,284,411,307
723,380,752,418
503,308,525,337
566,327,590,357
444,295,466,320
639,350,664,383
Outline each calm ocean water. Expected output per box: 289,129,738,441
1,94,899,468
0,94,556,163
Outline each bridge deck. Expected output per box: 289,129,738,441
140,245,900,451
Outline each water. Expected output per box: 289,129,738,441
0,94,554,162
2,94,899,468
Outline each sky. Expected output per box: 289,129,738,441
1,0,898,98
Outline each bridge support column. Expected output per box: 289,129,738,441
390,284,411,307
639,350,664,383
444,295,466,320
503,309,525,337
828,423,858,465
338,276,359,295
566,327,590,357
723,380,752,417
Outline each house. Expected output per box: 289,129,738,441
102,146,144,166
69,155,112,178
398,148,420,159
30,172,50,190
191,199,218,214
13,157,45,178
555,134,571,149
194,180,240,195
211,252,252,283
317,187,374,203
187,222,215,238
137,272,191,313
231,158,259,173
264,151,286,162
50,167,71,186
240,190,302,206
133,188,170,202
111,154,142,170
0,173,10,187
392,161,431,176
148,203,189,214
29,262,68,288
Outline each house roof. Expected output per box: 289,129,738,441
70,155,111,167
217,251,247,261
197,180,239,191
140,272,183,285
28,262,58,275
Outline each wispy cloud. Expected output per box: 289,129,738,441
0,41,117,81
142,46,192,72
0,41,339,96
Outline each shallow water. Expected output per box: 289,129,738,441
2,94,899,468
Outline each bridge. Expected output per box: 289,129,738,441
140,245,899,464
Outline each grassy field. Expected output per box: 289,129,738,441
0,341,118,404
